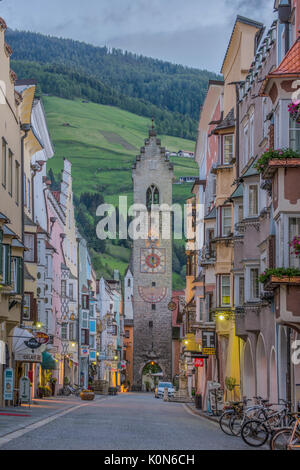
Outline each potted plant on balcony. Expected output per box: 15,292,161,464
259,267,300,287
254,148,300,176
290,236,300,258
288,100,300,124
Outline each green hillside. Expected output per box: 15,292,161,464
43,96,197,287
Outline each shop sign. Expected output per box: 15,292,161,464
35,332,49,345
15,352,42,362
194,358,204,367
202,348,216,355
4,368,14,400
80,347,89,357
121,360,126,369
24,337,41,350
19,376,31,404
168,301,177,311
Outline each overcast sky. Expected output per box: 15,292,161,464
0,0,275,72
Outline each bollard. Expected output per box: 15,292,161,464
163,387,168,401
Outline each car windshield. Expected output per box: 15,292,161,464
158,383,172,388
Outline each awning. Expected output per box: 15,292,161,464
12,327,42,363
41,351,57,370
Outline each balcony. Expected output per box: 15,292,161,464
260,270,300,330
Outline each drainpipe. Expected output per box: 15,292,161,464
20,124,31,325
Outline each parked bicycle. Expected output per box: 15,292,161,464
270,413,300,450
240,399,295,448
219,396,266,437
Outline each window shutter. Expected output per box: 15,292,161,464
268,235,276,269
6,246,11,285
17,257,22,294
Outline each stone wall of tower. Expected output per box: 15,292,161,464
132,129,174,389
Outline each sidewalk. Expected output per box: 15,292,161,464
185,402,220,424
0,395,101,438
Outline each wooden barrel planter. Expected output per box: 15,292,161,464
80,390,95,401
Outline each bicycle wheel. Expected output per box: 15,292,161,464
219,411,235,436
241,420,269,447
230,414,246,436
270,428,300,450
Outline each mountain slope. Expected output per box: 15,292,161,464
43,96,197,288
7,29,218,120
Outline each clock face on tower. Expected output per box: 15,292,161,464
140,248,166,274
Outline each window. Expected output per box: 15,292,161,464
82,295,89,310
125,330,130,338
250,268,259,300
221,207,232,237
69,323,76,342
89,335,95,349
127,278,131,287
223,135,234,164
11,257,22,294
220,275,231,307
61,280,67,298
146,185,159,211
23,294,31,320
289,217,300,268
8,150,12,196
24,234,35,262
2,138,6,188
238,277,244,306
238,204,244,223
61,323,68,341
69,283,74,301
152,304,156,311
15,161,20,205
262,98,269,139
243,125,249,168
289,116,300,152
248,185,258,217
81,311,89,329
249,115,254,160
2,244,11,285
27,178,31,212
81,329,89,345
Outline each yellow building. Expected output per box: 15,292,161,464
212,16,264,402
0,18,26,406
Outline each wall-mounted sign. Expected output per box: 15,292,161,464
19,376,31,404
80,347,89,358
24,338,41,350
15,352,42,362
168,301,177,311
202,330,216,356
202,348,216,355
4,368,14,401
194,358,204,368
35,332,49,345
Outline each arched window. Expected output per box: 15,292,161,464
146,185,159,211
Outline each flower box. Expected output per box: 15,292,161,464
80,390,95,401
262,158,300,179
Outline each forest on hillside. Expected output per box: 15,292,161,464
7,30,220,139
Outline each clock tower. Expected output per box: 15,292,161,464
131,126,174,389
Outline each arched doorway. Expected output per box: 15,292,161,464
142,362,162,391
278,326,288,400
269,347,277,403
243,340,255,399
256,334,268,399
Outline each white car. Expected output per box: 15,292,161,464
155,382,175,399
